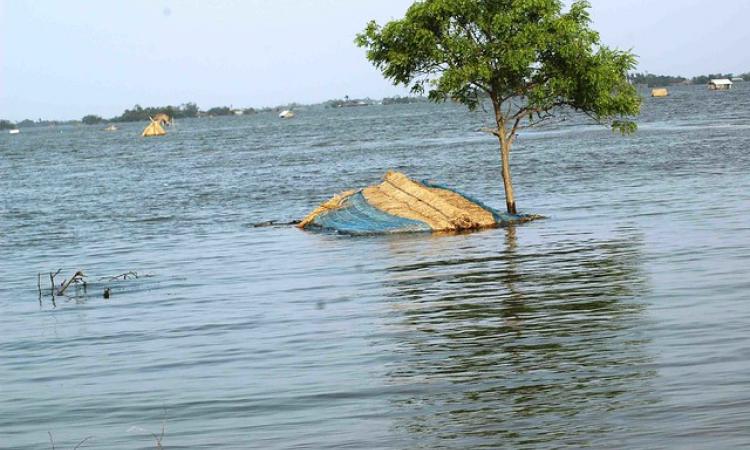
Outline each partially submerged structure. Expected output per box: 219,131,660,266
152,113,173,126
279,110,295,119
651,88,669,97
709,79,733,90
141,118,166,137
299,171,535,235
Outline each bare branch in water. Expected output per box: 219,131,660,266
47,432,93,450
72,436,93,450
56,270,86,296
101,271,140,281
49,270,62,296
153,409,167,449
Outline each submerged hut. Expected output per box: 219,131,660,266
152,113,172,126
299,171,535,235
708,79,733,90
141,118,166,137
651,88,669,97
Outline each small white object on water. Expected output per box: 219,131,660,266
8,129,20,134
279,110,295,119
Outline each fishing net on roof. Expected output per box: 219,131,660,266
299,171,535,235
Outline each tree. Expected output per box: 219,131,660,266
205,106,234,116
82,114,104,125
628,72,687,87
356,0,641,214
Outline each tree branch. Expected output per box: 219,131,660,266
480,127,500,137
73,436,93,450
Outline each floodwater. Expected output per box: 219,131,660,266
1,84,750,449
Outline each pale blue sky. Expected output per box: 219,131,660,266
2,0,749,121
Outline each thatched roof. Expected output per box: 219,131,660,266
142,119,166,137
152,113,172,125
298,171,537,234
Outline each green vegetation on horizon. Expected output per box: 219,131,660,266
110,103,200,122
357,0,641,214
5,68,748,128
630,72,750,87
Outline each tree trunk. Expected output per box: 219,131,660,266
498,136,517,215
490,92,518,215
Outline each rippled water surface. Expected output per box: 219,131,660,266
2,84,750,449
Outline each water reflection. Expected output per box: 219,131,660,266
382,227,656,448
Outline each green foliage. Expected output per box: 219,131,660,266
356,0,641,136
111,102,200,122
630,71,750,86
629,72,687,87
0,119,16,130
205,106,234,116
325,97,373,108
382,95,429,105
81,115,104,125
17,119,40,127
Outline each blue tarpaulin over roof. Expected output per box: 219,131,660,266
299,172,535,236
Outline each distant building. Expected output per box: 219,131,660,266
708,79,733,90
233,109,244,116
731,77,744,82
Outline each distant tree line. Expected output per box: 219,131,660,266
1,118,79,128
13,73,748,128
629,72,750,87
104,103,262,123
325,96,374,108
109,103,201,122
381,95,429,105
82,115,104,125
691,73,750,84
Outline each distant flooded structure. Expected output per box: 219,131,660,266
708,79,733,90
651,88,669,97
142,118,167,137
152,113,173,126
279,110,295,119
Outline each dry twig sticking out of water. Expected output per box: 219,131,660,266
47,432,93,450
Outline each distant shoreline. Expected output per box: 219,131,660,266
3,75,747,129
629,71,748,88
1,95,430,130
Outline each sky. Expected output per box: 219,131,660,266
2,0,750,121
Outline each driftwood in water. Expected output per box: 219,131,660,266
36,268,152,304
56,270,86,296
49,269,62,295
103,271,140,281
